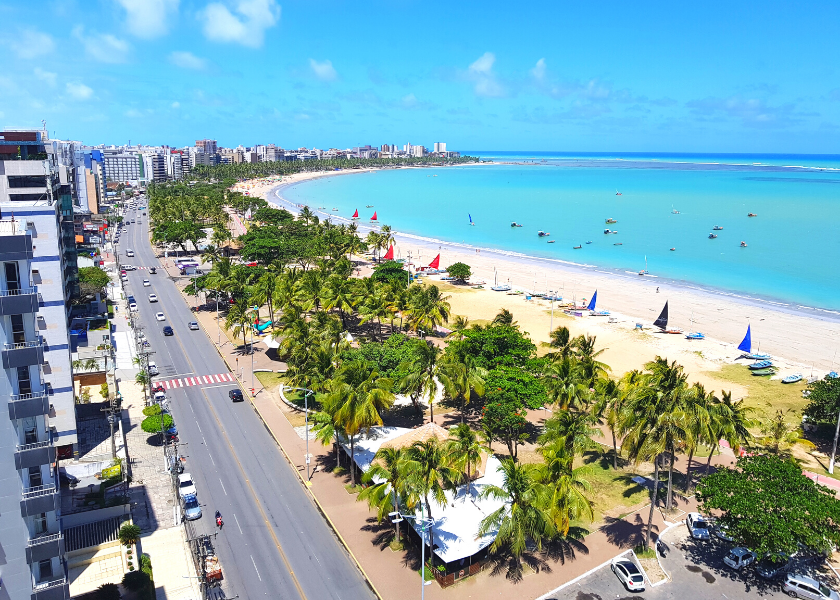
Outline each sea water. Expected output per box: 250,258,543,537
282,153,840,312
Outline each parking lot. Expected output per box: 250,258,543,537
545,524,839,600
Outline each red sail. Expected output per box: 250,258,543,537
352,209,358,217
427,254,440,270
370,211,378,221
383,245,394,260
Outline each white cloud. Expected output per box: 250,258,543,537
66,82,94,100
200,0,280,48
34,68,57,87
467,52,504,97
169,51,206,70
309,58,337,81
118,0,179,39
402,93,418,107
73,26,130,63
531,58,546,81
14,29,55,59
125,109,142,118
171,101,180,108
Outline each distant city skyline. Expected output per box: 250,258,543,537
1,1,839,153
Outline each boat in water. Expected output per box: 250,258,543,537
638,255,651,276
748,212,757,217
605,218,617,224
615,191,622,195
586,241,593,244
604,229,618,234
510,222,523,227
573,244,581,249
370,211,378,222
351,209,359,220
537,231,550,237
740,241,748,247
670,247,676,251
469,213,475,226
548,240,556,244
748,360,774,370
614,242,623,246
782,373,803,384
713,226,724,231
708,233,718,239
331,208,339,211
366,205,374,208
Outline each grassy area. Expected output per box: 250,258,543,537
576,451,651,530
435,281,478,295
706,364,808,423
255,371,286,391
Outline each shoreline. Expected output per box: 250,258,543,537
243,168,840,378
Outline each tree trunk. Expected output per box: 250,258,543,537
425,498,435,570
705,446,715,474
611,430,618,470
666,450,675,511
350,436,355,485
684,447,695,493
393,493,401,542
461,395,466,424
644,454,661,550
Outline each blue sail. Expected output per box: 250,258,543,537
587,291,597,311
737,325,752,353
469,213,473,223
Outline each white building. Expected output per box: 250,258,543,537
434,142,447,153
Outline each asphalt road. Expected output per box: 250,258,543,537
116,206,375,600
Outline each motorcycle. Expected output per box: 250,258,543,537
215,511,223,529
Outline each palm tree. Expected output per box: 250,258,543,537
201,244,221,267
594,375,627,469
535,442,594,536
706,391,755,473
252,271,280,324
297,268,325,313
682,383,715,492
135,370,150,404
322,274,357,327
492,308,516,327
379,225,395,254
402,438,462,571
397,341,440,418
546,326,574,359
446,315,470,341
358,447,406,542
757,410,814,457
437,358,487,423
538,408,602,455
407,284,450,333
365,231,382,261
225,297,253,350
298,206,316,225
448,424,483,495
477,459,555,577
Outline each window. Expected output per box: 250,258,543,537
7,175,48,188
33,512,47,535
38,558,53,580
17,365,32,395
28,466,42,488
8,193,48,202
23,417,38,445
4,261,20,291
11,313,26,344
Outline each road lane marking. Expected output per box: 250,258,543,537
202,383,237,391
219,478,227,496
234,513,243,534
251,555,262,581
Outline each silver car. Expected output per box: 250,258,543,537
183,494,202,521
686,512,711,540
611,558,645,591
783,573,840,599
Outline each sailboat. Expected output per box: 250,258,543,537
469,213,476,226
639,256,649,276
587,290,610,316
737,325,771,359
653,301,682,334
672,205,680,214
382,245,394,261
370,211,378,222
685,312,705,340
351,209,359,220
491,269,511,292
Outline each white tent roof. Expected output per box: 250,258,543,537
342,426,505,563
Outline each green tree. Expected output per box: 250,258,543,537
140,414,173,434
482,392,528,460
448,423,484,494
804,375,840,425
358,447,406,542
697,454,840,556
118,523,142,546
78,266,111,300
447,323,536,370
371,260,408,287
446,262,471,283
437,358,487,422
756,410,815,457
486,365,547,411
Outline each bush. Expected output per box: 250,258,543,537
122,571,151,592
141,552,153,577
93,583,121,600
118,523,141,547
142,404,161,417
140,414,173,434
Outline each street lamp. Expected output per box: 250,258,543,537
389,511,433,598
284,386,315,481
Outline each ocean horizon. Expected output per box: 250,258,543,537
281,152,840,312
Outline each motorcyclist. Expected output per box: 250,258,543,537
215,511,223,529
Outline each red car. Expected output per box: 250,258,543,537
152,384,165,394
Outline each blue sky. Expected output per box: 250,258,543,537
2,0,839,153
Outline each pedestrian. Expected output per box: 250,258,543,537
656,287,659,293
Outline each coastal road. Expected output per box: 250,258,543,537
118,208,375,600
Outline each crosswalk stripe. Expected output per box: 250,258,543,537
203,376,211,384
158,372,234,390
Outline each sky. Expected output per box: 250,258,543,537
1,0,839,153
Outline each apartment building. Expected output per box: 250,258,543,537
102,151,144,184
0,130,78,600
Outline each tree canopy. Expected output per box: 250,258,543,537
371,260,407,287
804,375,840,425
697,454,840,557
78,266,110,299
446,262,471,283
446,323,537,370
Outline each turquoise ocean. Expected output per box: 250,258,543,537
281,152,840,312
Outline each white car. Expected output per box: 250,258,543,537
178,473,197,499
724,547,757,570
155,312,165,321
121,274,128,282
129,302,138,312
122,265,135,271
149,294,158,303
147,361,159,375
143,279,151,287
126,250,135,257
686,512,711,540
611,558,645,591
783,573,840,599
153,391,166,403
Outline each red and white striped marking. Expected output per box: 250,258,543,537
159,373,235,389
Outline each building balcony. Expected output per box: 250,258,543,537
8,389,50,420
26,532,64,564
0,286,39,315
31,576,68,600
14,440,56,470
21,484,59,517
2,338,45,369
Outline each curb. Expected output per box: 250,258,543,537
191,299,384,600
535,549,632,600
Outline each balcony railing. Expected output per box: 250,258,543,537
8,388,50,420
0,285,36,296
17,439,52,452
4,339,44,351
10,389,48,403
22,484,57,500
32,575,67,591
28,532,62,547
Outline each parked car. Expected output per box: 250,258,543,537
686,512,711,540
163,326,174,336
121,274,128,282
188,321,199,330
155,312,166,321
148,361,159,375
714,522,735,542
149,294,158,302
129,303,138,312
229,389,244,402
783,573,840,599
611,558,646,592
143,279,151,287
177,473,196,499
724,547,757,570
756,553,791,580
152,384,165,394
183,494,202,520
153,391,167,403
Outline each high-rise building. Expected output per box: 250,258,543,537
195,139,217,155
102,151,144,184
434,142,446,153
411,145,426,158
0,129,78,600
